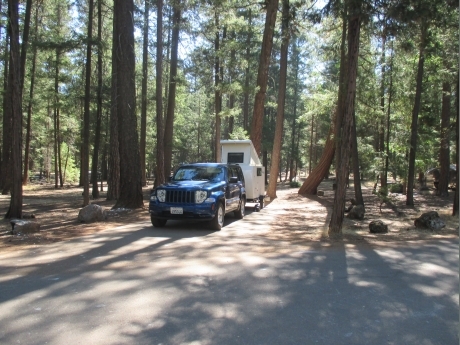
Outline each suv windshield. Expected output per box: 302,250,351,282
173,166,224,182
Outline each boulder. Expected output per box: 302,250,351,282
346,204,365,220
414,211,446,230
103,208,132,220
369,220,388,234
78,204,104,223
103,209,120,220
10,219,41,235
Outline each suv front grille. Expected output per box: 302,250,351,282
166,190,195,204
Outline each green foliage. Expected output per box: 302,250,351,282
0,0,456,199
229,127,249,140
289,180,301,188
60,142,79,184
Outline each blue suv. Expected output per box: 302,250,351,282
149,163,246,230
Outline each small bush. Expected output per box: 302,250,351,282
289,181,301,188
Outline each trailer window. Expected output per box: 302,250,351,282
227,153,244,163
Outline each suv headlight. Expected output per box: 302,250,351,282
157,189,166,202
195,190,207,204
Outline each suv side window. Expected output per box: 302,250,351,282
228,166,244,183
227,167,237,182
236,167,245,184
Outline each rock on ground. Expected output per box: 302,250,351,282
10,219,41,235
78,204,104,223
369,220,388,233
414,211,446,230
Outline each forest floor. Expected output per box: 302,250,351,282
0,178,458,252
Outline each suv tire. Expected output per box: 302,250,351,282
234,197,245,219
210,202,224,230
151,216,167,227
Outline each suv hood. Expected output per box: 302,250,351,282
160,180,225,190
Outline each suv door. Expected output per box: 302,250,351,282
225,166,241,212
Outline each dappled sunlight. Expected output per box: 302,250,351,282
0,183,458,344
410,283,451,297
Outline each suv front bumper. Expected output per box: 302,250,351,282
149,201,217,220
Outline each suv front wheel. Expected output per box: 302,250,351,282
151,215,167,227
210,202,224,230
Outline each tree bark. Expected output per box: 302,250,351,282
243,9,252,132
155,0,165,187
267,0,290,200
298,12,347,195
329,11,361,235
163,0,180,179
379,29,386,190
249,0,279,156
23,3,39,185
140,0,149,187
214,13,222,162
5,0,22,219
107,4,120,200
406,23,427,206
384,41,394,192
19,0,31,93
453,78,458,216
437,82,451,196
0,28,10,194
91,0,103,199
53,49,61,189
351,111,363,205
113,0,143,209
82,0,94,206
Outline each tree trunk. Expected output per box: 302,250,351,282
23,3,39,185
379,29,386,190
163,0,180,179
113,0,143,209
329,11,361,235
351,111,363,205
0,28,10,194
227,32,235,139
107,1,120,201
384,41,394,192
453,78,458,216
249,0,279,156
155,0,165,187
243,9,252,132
289,116,296,182
267,0,290,200
214,13,222,162
437,81,451,196
82,0,94,206
298,11,347,195
91,0,103,199
334,6,348,175
53,49,60,189
140,0,149,187
5,0,22,219
406,23,427,206
18,0,32,184
19,0,31,93
309,114,314,175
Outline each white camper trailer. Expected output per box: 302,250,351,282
220,140,267,209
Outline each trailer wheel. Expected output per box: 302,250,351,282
259,195,264,209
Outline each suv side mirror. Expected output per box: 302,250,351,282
229,176,238,183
